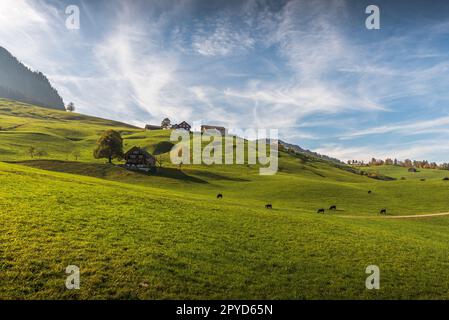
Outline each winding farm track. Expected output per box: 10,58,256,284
340,212,449,219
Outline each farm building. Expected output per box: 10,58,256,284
145,124,162,131
201,125,227,136
124,146,156,171
172,121,191,131
408,167,418,172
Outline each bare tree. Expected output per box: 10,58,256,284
28,146,36,158
73,150,81,161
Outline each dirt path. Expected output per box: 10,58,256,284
340,212,449,219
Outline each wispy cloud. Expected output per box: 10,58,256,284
192,16,255,57
0,0,68,71
316,139,449,163
3,0,449,162
341,116,449,139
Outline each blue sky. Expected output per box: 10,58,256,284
2,0,449,162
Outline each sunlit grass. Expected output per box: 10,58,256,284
1,99,449,299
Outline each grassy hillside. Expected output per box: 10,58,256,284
0,98,139,162
1,99,449,299
362,165,449,180
1,162,449,299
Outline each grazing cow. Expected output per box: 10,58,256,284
217,193,223,199
380,208,387,215
265,204,272,209
317,208,325,214
329,205,337,210
368,190,372,194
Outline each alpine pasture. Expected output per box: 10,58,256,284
1,98,449,299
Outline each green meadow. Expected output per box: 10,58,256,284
363,164,449,180
1,98,449,299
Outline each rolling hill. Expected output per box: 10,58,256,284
1,98,449,299
279,139,344,164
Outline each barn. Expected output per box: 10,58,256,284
124,146,156,171
201,125,227,136
145,124,162,131
172,121,191,132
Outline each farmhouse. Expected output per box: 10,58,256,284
172,121,191,132
145,124,162,131
201,125,227,136
408,167,418,172
124,146,156,171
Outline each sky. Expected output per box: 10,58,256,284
2,0,449,162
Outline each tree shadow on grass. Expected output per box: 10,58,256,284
151,167,208,184
188,170,250,182
14,160,208,184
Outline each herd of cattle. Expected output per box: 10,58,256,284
216,190,389,215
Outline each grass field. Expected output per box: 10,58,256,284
362,165,449,180
1,98,449,299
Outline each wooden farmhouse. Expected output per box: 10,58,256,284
145,124,162,131
201,125,227,136
124,146,156,171
172,121,191,132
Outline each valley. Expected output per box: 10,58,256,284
1,98,449,299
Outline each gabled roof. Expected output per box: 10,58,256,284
172,121,191,129
177,121,191,127
124,146,153,158
145,124,162,129
201,125,226,130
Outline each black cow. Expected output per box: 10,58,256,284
380,208,387,215
368,190,372,194
329,205,337,210
217,194,223,199
317,208,325,214
265,204,272,209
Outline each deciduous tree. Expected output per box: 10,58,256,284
93,130,124,164
66,102,75,112
161,118,171,129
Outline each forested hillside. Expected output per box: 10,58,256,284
0,47,64,110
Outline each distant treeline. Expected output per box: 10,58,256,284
348,158,449,170
279,140,344,165
0,46,64,110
